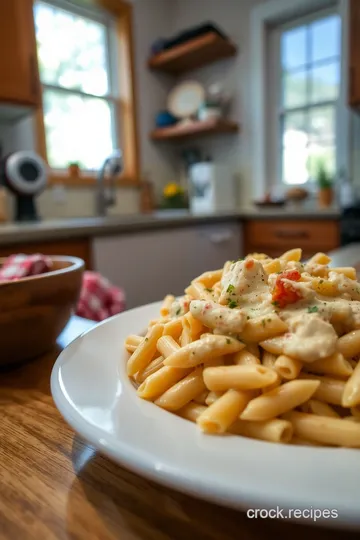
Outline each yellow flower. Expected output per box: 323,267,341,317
163,183,183,198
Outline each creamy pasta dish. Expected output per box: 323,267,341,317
125,249,360,447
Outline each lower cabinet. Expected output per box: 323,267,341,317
243,219,340,259
92,223,241,308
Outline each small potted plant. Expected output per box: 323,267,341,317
316,162,333,208
161,183,188,210
68,161,80,178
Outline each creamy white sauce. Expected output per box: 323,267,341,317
188,257,360,363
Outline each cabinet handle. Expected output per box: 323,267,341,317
208,231,234,243
274,230,309,239
29,55,39,98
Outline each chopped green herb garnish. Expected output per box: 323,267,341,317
272,300,279,307
204,287,213,293
308,306,319,313
247,316,250,320
262,319,266,327
176,307,181,315
227,284,235,294
145,337,148,341
319,280,324,284
228,300,238,309
226,338,231,344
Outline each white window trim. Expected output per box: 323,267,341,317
250,0,349,198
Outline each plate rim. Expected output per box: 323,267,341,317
51,302,360,529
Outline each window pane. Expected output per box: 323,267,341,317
281,26,307,70
308,106,335,143
310,62,339,103
34,2,110,96
307,144,335,181
282,139,309,185
283,70,307,108
43,89,114,170
310,15,340,63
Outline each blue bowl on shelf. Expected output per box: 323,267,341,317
155,111,178,128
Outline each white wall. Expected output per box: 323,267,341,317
169,0,269,206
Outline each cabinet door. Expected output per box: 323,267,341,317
349,0,360,106
0,0,40,106
92,223,241,309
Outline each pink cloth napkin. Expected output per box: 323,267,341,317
0,254,126,322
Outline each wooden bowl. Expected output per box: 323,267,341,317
0,256,84,367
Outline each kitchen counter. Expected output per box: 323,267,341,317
329,243,360,268
0,206,341,246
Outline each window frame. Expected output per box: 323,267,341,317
34,0,140,187
250,0,349,199
275,8,341,186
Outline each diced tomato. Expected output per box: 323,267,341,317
245,259,255,270
272,270,302,308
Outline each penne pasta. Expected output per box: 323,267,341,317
308,252,331,265
280,248,302,262
203,365,278,392
163,319,183,340
259,336,285,356
239,314,288,343
274,355,303,380
305,352,353,378
205,390,224,406
300,373,345,406
137,365,191,400
283,411,360,447
156,335,180,358
245,343,260,358
301,399,340,418
197,389,253,433
177,402,207,423
160,295,175,317
183,312,204,340
193,390,209,405
331,267,357,280
155,367,206,411
230,418,293,444
262,351,277,368
135,355,164,384
127,324,164,376
337,330,360,358
240,380,320,421
233,349,261,366
164,335,244,368
193,269,223,288
124,335,143,353
342,361,360,407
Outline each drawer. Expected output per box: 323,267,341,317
244,220,340,252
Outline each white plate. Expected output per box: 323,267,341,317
167,81,205,118
51,301,360,529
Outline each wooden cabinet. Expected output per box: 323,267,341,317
244,219,340,259
0,238,92,269
349,0,360,106
0,0,40,107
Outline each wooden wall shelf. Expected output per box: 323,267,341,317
148,32,237,74
150,118,239,141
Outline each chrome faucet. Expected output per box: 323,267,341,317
96,149,123,216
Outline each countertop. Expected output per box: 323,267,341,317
1,314,358,540
0,206,341,245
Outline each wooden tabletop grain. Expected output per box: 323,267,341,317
0,317,358,540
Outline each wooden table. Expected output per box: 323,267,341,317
0,317,358,540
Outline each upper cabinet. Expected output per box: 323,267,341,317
0,0,41,109
349,0,360,106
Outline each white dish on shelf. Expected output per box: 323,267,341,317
167,80,205,119
51,301,360,529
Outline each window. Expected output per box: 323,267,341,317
278,12,341,185
34,0,139,184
